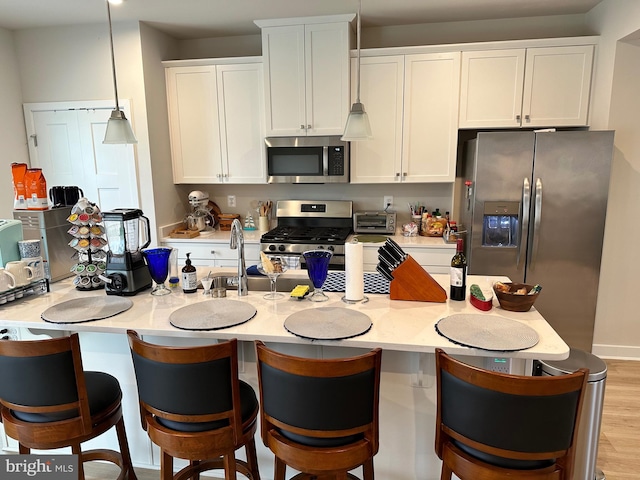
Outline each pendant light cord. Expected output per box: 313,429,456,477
355,0,362,104
107,0,120,111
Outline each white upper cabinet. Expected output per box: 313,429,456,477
166,61,266,184
257,15,353,137
459,45,594,128
351,52,460,183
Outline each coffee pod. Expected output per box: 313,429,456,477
18,239,42,259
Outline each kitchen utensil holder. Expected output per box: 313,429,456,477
390,255,447,303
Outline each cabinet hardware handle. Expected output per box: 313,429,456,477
210,250,215,254
525,114,530,122
300,124,305,130
307,125,312,130
516,114,521,121
395,173,400,177
403,172,407,177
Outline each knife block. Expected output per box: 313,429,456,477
390,255,448,303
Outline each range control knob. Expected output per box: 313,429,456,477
268,245,276,251
278,245,286,252
328,246,335,252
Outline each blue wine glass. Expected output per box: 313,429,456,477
302,250,333,302
142,247,173,296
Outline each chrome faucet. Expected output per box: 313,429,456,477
229,218,248,296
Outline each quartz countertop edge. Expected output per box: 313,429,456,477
0,270,569,361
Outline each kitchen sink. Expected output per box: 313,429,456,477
213,275,312,294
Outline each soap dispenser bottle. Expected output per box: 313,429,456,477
182,252,198,294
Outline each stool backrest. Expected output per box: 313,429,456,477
0,333,92,437
255,340,382,449
127,331,243,443
435,348,588,477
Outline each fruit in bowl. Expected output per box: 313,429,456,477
493,282,542,312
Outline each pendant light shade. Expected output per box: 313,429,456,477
341,0,372,141
103,0,137,144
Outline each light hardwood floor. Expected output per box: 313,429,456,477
83,358,639,480
596,358,640,480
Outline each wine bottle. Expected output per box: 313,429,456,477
182,252,198,294
450,238,466,301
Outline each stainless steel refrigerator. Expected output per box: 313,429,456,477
458,130,614,351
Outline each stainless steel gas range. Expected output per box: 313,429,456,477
260,200,353,270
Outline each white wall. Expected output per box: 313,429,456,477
586,0,640,358
0,27,29,219
12,22,173,245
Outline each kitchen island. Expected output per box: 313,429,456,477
0,272,569,480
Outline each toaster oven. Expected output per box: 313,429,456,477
353,211,397,234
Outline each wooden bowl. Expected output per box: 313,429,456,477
493,282,540,312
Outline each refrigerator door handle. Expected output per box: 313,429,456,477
517,178,530,269
530,178,543,270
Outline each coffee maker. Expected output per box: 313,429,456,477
100,208,152,295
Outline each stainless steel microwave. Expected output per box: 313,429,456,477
265,136,349,184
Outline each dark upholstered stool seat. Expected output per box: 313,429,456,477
435,348,588,480
255,340,382,480
0,333,136,480
13,371,121,424
127,330,260,480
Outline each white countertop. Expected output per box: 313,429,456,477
0,270,569,360
161,228,456,249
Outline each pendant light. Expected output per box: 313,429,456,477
103,0,137,144
341,0,372,141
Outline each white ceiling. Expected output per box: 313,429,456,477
0,0,603,40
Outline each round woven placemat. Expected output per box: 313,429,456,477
435,313,539,351
42,297,133,324
284,307,372,340
170,299,257,331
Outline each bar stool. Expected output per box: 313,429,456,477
0,333,136,480
434,348,588,480
255,340,382,480
127,331,260,480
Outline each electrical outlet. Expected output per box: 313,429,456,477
227,195,236,208
484,357,512,374
383,196,393,211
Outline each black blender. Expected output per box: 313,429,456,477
100,208,152,295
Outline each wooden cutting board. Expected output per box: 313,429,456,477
169,229,200,238
389,255,448,302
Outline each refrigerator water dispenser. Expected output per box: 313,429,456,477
482,202,519,247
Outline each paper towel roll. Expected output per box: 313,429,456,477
345,240,365,301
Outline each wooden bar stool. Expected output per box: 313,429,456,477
0,333,137,480
255,340,382,480
435,348,588,480
127,331,260,480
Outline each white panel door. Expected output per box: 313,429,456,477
24,101,139,211
29,110,83,189
76,108,139,210
350,56,404,184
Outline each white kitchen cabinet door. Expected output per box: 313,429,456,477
217,63,266,184
402,52,460,182
166,66,222,183
522,45,593,127
350,53,460,184
350,56,404,183
261,21,350,137
304,22,351,136
167,62,266,184
459,45,593,128
459,49,526,128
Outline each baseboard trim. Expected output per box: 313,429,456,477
592,343,640,361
